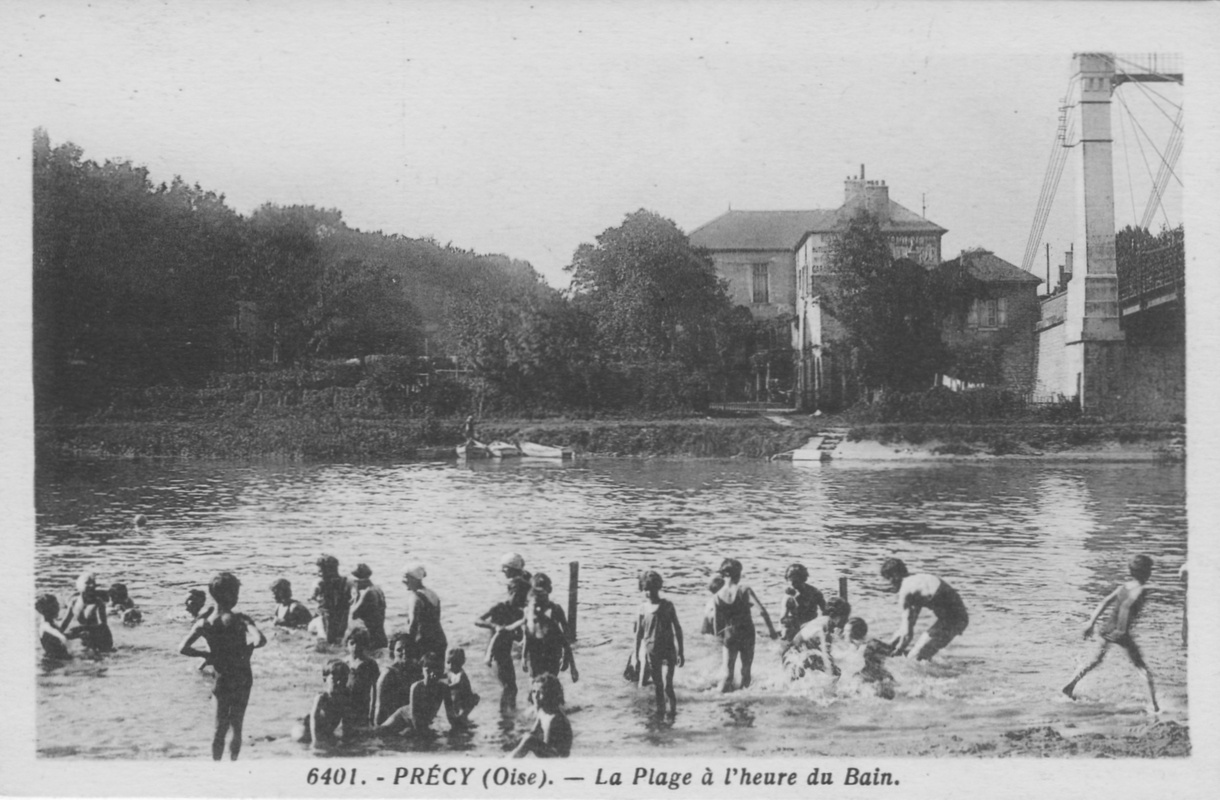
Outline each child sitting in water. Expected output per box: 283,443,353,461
270,578,313,629
373,632,423,726
36,594,71,660
782,596,851,679
511,674,572,758
443,648,480,725
843,618,895,700
376,653,449,735
344,626,380,730
780,564,826,641
60,572,114,653
107,582,143,625
293,659,351,748
632,570,684,717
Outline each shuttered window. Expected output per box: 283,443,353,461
752,263,770,304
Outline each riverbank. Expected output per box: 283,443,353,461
36,412,1185,462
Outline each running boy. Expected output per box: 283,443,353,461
271,578,313,629
511,674,572,758
1062,554,1159,712
881,557,969,661
179,571,268,761
632,570,684,717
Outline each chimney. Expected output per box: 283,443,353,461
865,179,890,222
845,167,866,207
1063,249,1074,280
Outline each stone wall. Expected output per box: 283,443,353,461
1113,342,1185,420
709,249,796,319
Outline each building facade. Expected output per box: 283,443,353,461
690,170,947,409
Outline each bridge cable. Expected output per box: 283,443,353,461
1115,89,1183,190
1115,103,1140,225
1117,93,1173,231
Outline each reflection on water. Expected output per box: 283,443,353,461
35,458,1187,758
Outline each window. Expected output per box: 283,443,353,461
973,297,1008,328
752,263,770,304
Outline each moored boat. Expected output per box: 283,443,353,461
487,440,522,458
518,440,574,459
456,440,492,459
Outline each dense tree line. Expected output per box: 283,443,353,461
34,133,760,416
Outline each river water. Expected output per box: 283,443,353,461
34,457,1187,759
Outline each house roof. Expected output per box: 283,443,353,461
946,250,1043,284
689,210,840,251
689,200,946,252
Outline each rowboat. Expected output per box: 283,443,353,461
518,441,574,459
487,440,522,458
456,440,492,459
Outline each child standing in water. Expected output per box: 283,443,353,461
520,574,579,684
780,564,826,641
511,674,572,758
311,554,351,645
476,576,530,712
632,571,684,717
712,558,778,692
783,596,851,679
1062,554,1159,712
270,578,313,629
348,563,388,651
179,571,268,761
36,594,71,660
60,572,113,653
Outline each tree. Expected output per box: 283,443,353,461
826,212,950,394
566,209,735,371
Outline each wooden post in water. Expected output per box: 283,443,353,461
839,576,848,601
567,561,579,642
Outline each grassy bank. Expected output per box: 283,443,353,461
36,407,1185,462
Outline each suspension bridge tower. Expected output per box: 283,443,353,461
1064,53,1124,413
1062,52,1181,413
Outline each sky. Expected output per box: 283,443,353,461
3,0,1204,291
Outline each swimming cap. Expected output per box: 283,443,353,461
351,563,372,580
531,573,553,594
403,565,426,581
500,552,525,571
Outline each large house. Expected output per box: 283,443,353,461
690,170,1041,409
690,169,946,408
